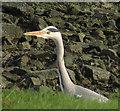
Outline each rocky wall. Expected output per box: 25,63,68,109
2,2,120,97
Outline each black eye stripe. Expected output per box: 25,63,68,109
47,28,59,32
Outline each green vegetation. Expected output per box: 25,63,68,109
2,87,118,109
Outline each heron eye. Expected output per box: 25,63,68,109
47,31,50,34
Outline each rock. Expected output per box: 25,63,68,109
3,43,18,52
12,67,29,76
1,2,120,96
2,23,23,44
1,76,13,88
2,71,19,82
68,4,81,15
103,30,118,35
30,77,41,86
82,65,111,82
80,42,90,49
92,29,106,39
81,54,92,61
19,55,29,67
69,42,82,54
37,17,48,30
103,19,117,29
19,42,31,50
89,40,107,51
101,49,118,59
116,18,120,29
65,22,77,31
35,6,45,15
65,52,77,68
2,2,34,16
49,17,65,28
62,31,74,37
30,68,76,86
50,10,62,17
78,32,85,42
67,68,76,84
37,38,45,45
94,8,108,20
30,59,45,70
92,59,106,69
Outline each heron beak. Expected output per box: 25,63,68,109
24,31,45,36
24,31,48,39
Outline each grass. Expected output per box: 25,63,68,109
2,87,119,109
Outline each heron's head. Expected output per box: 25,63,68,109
24,26,61,40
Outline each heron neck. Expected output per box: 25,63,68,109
54,36,73,92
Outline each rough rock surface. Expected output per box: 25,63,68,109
2,2,120,97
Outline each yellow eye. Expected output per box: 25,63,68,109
47,31,50,34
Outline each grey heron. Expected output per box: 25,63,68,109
24,26,109,102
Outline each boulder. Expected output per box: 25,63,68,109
82,65,111,82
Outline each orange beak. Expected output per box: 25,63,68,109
24,31,45,36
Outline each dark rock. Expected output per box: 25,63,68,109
103,19,117,29
12,67,29,76
82,65,111,82
103,30,118,35
101,49,118,59
94,8,108,20
2,2,34,16
2,71,19,82
92,29,106,39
